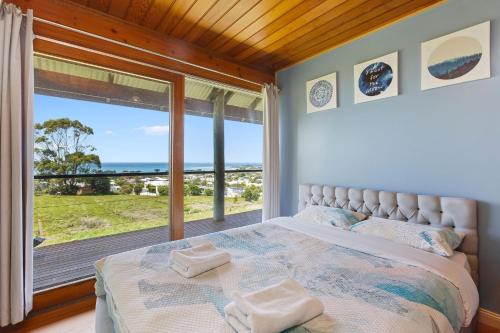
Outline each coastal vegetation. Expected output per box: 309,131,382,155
34,118,262,246
34,193,262,246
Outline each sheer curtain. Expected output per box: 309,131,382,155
262,83,280,221
0,2,34,326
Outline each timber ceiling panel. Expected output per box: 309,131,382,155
65,0,444,71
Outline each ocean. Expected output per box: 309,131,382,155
100,162,261,173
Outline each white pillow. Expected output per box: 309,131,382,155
350,217,464,257
294,206,367,229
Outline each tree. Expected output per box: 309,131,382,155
147,184,156,194
85,176,111,194
35,118,101,194
187,184,202,196
242,185,261,202
158,186,169,196
120,184,133,194
134,182,144,195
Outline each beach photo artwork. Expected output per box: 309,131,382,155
306,72,337,113
354,51,398,104
421,21,490,90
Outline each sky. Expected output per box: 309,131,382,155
34,94,263,164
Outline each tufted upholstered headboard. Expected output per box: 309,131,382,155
298,184,478,281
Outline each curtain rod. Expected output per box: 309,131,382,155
20,13,264,89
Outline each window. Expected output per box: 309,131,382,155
32,55,262,291
183,78,263,237
33,55,171,290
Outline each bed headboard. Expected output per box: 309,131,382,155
298,184,478,280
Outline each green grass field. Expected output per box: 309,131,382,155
34,194,262,246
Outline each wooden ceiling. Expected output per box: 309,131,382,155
66,0,444,71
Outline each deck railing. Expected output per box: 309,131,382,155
33,169,263,247
34,168,263,179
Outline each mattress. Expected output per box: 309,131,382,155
449,251,471,275
95,217,478,333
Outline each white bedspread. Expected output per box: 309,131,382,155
95,216,479,333
270,217,479,326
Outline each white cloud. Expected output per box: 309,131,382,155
136,125,169,136
105,130,114,135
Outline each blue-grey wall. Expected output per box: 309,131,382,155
277,0,500,312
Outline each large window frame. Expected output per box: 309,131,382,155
31,48,186,309
30,29,264,313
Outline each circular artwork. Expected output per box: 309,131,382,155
358,62,393,96
309,80,333,108
427,36,482,80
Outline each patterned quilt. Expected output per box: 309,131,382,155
95,219,474,333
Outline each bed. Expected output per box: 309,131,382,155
95,184,479,333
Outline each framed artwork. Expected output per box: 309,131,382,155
306,72,337,113
421,21,490,90
354,51,398,104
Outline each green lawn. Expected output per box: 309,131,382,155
34,194,262,246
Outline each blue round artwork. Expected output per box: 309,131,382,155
309,80,333,108
358,62,393,96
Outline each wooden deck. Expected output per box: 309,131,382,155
33,209,262,291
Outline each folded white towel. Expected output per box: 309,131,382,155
224,278,324,333
170,243,231,278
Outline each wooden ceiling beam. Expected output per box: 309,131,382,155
10,0,274,88
249,97,261,110
224,91,235,104
30,19,264,92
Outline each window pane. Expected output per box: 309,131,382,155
33,55,170,290
183,78,262,237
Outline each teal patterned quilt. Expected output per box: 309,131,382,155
95,218,477,333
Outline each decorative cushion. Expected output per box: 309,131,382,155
350,218,464,257
294,206,367,229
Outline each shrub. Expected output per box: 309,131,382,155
120,184,133,194
86,176,111,194
48,182,78,195
147,184,156,193
242,185,261,202
187,184,203,196
158,185,169,196
204,188,213,196
133,183,144,195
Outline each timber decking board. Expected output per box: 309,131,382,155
33,209,262,291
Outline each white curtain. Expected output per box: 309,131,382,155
0,2,34,327
262,83,280,221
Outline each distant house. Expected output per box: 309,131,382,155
226,187,244,198
110,183,121,193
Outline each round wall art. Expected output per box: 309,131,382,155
354,51,398,104
309,80,333,107
358,62,393,97
421,21,490,90
427,36,482,80
306,72,337,113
